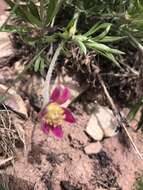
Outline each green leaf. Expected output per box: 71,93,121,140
92,24,112,41
86,41,124,55
28,0,41,20
74,35,88,42
103,52,121,67
88,46,121,67
74,39,87,55
84,22,100,37
4,0,41,27
21,35,40,45
0,25,30,33
40,57,45,75
46,0,61,25
128,97,143,121
34,56,41,72
137,111,143,130
84,23,112,37
98,36,125,43
42,35,56,43
19,6,42,27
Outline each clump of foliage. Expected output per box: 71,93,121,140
2,0,125,70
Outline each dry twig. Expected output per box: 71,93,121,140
97,73,143,160
0,156,13,167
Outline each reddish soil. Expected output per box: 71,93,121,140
1,102,143,190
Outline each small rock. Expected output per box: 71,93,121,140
0,84,27,118
0,32,13,59
84,142,102,155
0,13,14,67
86,114,104,141
86,104,118,140
97,106,118,137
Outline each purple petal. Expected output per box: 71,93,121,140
50,85,70,104
41,121,50,134
51,126,63,138
50,86,61,102
38,107,47,119
63,108,75,123
57,87,70,104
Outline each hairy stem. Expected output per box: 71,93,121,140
43,42,64,105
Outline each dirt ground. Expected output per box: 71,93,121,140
0,100,142,190
0,1,143,190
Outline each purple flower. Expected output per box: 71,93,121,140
39,85,75,138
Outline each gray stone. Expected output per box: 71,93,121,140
86,104,118,141
84,142,102,155
86,114,104,141
95,105,118,137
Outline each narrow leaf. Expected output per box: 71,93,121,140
46,0,60,25
98,36,125,43
137,111,143,130
28,0,41,20
84,23,112,37
128,97,143,121
34,56,41,72
74,39,87,55
87,41,124,55
93,24,112,41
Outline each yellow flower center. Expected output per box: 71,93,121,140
44,102,64,126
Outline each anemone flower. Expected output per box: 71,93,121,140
39,85,75,138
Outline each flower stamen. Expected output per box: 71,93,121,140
44,103,64,126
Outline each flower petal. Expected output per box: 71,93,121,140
50,85,70,104
41,121,50,134
50,86,61,102
63,108,75,123
51,126,63,138
57,87,70,104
